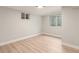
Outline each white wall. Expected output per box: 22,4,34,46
42,16,62,37
0,7,42,43
62,7,79,47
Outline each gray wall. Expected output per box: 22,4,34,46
0,7,42,43
42,16,62,37
62,7,79,47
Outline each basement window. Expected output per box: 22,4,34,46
49,15,62,26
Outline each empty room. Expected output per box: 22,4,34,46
0,6,79,53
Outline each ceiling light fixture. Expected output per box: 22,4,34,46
35,6,45,8
37,6,43,8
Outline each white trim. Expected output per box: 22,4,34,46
62,42,79,49
0,33,41,46
42,33,62,38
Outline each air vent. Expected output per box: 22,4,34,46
21,13,25,19
26,14,29,19
21,13,30,19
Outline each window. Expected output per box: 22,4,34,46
50,15,62,26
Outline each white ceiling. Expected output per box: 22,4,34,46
7,6,62,16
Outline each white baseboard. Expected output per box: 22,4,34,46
43,33,79,49
62,42,79,49
42,33,62,39
0,33,41,46
2,33,79,50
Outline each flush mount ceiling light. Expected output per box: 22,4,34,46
35,6,46,8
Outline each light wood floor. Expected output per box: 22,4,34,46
0,35,79,53
62,45,79,53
